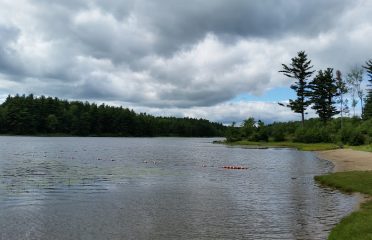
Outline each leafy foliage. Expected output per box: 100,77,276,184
294,126,332,143
227,117,371,146
241,117,256,138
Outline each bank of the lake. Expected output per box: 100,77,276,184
220,140,340,151
316,149,372,172
315,149,372,240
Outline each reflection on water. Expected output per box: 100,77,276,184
0,137,357,240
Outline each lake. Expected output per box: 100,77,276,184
0,137,357,240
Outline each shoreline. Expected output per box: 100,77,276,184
316,149,372,172
316,149,372,208
314,149,372,238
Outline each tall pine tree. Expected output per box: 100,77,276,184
280,51,315,127
309,68,339,123
363,59,372,119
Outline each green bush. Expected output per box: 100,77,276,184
359,118,372,136
225,126,242,142
272,128,286,141
338,126,353,144
251,131,269,142
294,127,331,143
348,131,366,146
337,123,366,146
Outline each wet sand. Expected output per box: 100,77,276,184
316,149,372,172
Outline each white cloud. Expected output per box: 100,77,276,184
0,0,371,123
126,100,300,124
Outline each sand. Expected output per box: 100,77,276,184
316,149,372,172
316,149,372,207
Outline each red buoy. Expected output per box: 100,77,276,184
223,166,248,170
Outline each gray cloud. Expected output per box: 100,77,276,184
0,0,371,123
0,25,22,76
136,0,351,51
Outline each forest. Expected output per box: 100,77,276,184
0,94,225,137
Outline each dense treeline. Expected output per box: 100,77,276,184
226,117,372,146
0,94,225,137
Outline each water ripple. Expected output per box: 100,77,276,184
0,137,357,240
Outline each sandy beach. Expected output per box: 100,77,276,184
317,148,372,210
316,149,372,172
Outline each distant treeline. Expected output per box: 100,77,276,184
0,94,226,137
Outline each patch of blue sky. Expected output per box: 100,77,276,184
230,87,296,102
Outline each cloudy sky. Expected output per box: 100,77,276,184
0,0,371,124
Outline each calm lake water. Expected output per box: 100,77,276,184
0,137,357,240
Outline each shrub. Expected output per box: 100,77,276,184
272,128,286,141
338,126,353,144
359,119,372,136
294,127,331,143
348,131,365,146
251,131,269,142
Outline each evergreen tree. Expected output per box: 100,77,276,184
280,51,315,127
309,68,339,123
363,59,372,119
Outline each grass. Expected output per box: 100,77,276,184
220,139,372,152
315,171,372,195
315,171,372,239
328,201,372,240
223,140,340,151
347,144,372,153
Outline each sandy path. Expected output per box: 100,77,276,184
316,149,372,172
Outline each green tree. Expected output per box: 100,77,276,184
252,120,269,142
363,59,372,119
225,122,241,142
280,51,315,127
241,117,256,138
309,68,339,123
